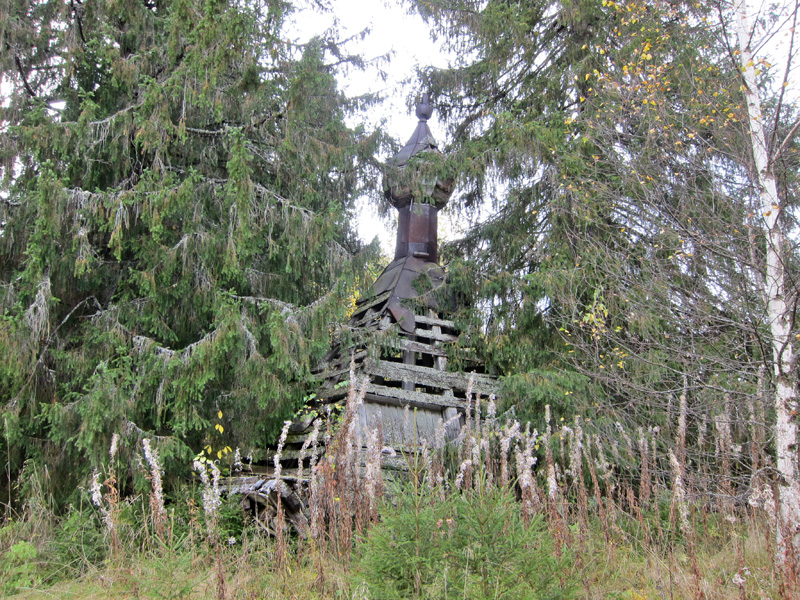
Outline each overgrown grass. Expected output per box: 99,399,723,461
0,506,784,599
1,374,794,598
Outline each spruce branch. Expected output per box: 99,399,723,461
13,55,36,99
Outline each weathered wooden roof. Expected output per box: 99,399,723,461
371,255,445,333
387,94,438,168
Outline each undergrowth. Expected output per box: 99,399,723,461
0,373,794,599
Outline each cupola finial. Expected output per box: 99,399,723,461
416,93,433,122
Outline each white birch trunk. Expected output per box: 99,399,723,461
734,0,800,561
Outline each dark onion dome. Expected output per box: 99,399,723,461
384,94,454,210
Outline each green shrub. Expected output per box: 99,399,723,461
1,539,41,595
357,472,576,600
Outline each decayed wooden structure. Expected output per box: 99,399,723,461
235,96,498,532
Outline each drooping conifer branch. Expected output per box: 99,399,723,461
0,0,381,502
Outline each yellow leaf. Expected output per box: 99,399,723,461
218,410,223,419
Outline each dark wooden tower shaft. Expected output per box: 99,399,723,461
395,203,439,262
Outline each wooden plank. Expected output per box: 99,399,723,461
363,384,470,409
413,327,458,342
317,382,468,410
219,475,264,494
364,404,443,446
351,291,391,319
414,314,457,330
357,402,369,439
364,390,460,410
395,338,447,357
366,404,406,446
313,387,348,403
443,407,462,441
333,335,448,359
349,309,383,330
314,349,368,376
364,359,496,396
315,350,368,380
380,454,414,471
284,432,310,444
273,447,317,461
316,337,452,378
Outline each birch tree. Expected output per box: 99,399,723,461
733,0,800,561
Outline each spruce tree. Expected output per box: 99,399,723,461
407,3,800,540
406,0,796,430
407,0,637,420
0,0,379,502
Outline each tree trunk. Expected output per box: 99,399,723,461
734,0,800,562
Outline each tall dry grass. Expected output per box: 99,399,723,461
0,368,794,599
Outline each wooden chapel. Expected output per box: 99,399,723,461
233,96,498,532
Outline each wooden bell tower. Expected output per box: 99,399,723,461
237,96,498,531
